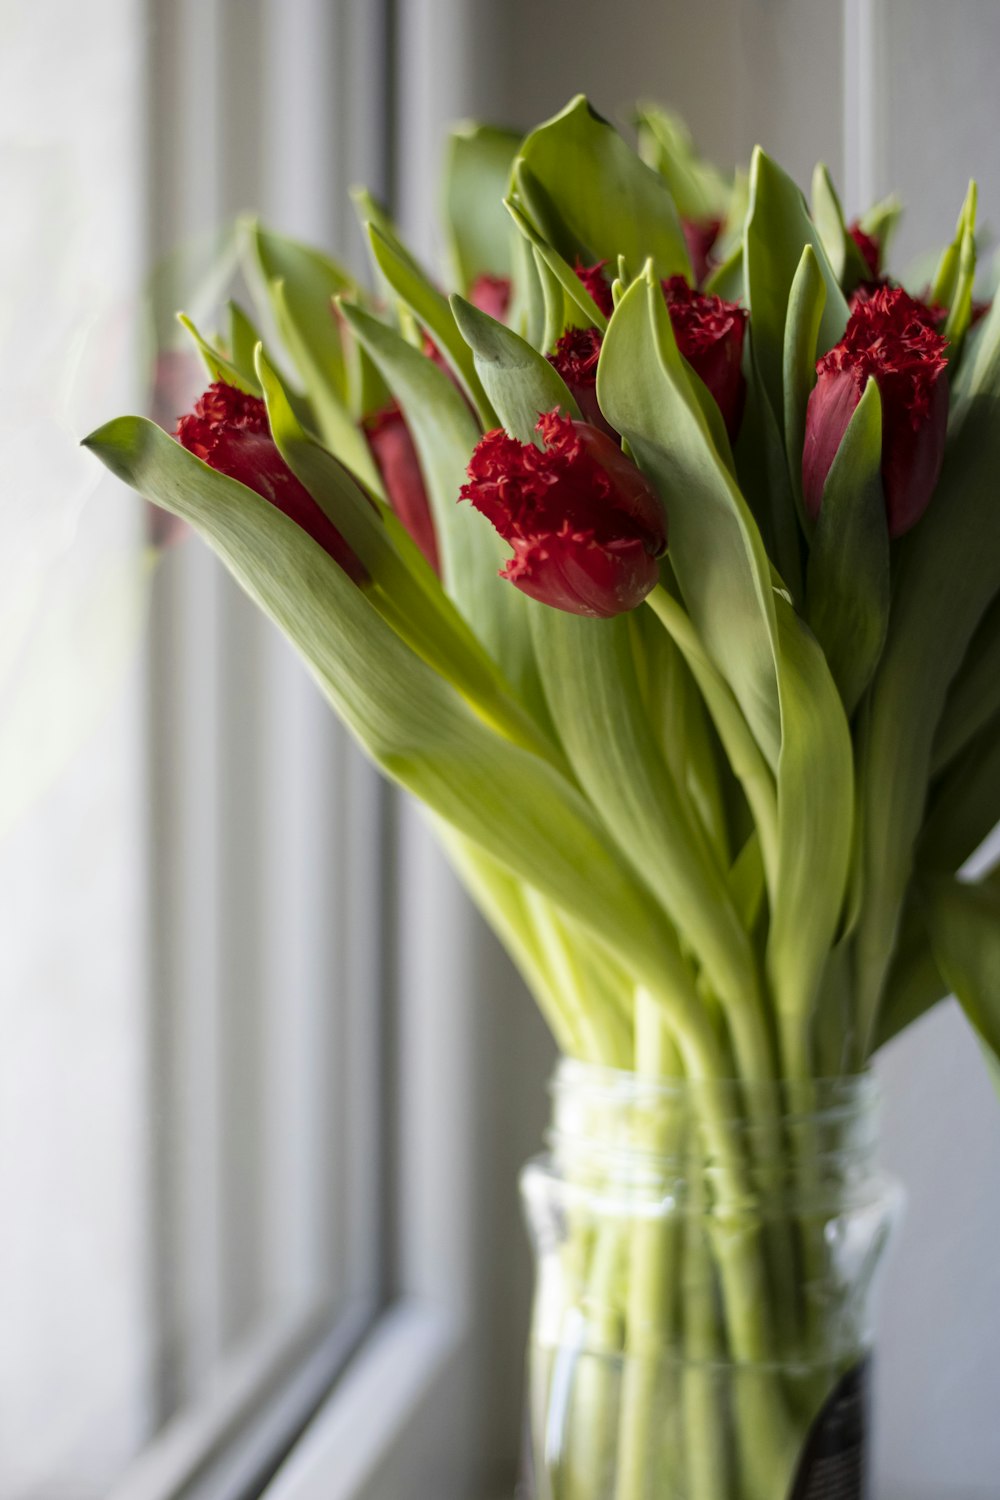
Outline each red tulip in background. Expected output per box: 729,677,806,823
848,221,882,280
682,216,723,286
574,258,615,318
469,273,513,323
661,276,748,441
557,266,747,442
546,326,614,438
802,284,949,538
460,411,666,617
363,403,440,573
176,383,368,583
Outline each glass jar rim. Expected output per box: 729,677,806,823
549,1056,881,1127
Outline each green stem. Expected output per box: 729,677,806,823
682,1138,731,1500
613,995,682,1500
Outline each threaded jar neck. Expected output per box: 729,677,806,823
545,1059,883,1212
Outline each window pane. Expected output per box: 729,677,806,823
0,3,385,1494
0,0,149,1490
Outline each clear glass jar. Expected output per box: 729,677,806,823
519,1061,902,1500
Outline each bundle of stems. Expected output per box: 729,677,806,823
85,97,1000,1498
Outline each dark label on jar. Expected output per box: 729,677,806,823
788,1359,871,1500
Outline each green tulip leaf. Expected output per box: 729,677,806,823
874,904,947,1051
858,194,902,257
703,243,744,303
450,294,581,440
745,147,849,436
257,343,560,765
712,167,750,268
177,313,258,395
782,244,826,524
735,360,805,600
271,280,384,494
338,300,550,728
810,162,871,291
513,94,690,281
255,345,390,570
633,101,730,222
765,594,854,1064
442,122,522,291
601,269,854,1040
919,714,1000,873
805,378,889,713
944,224,978,353
598,270,782,767
932,590,1000,773
82,415,684,1004
505,192,609,335
507,225,547,350
243,220,355,403
854,291,1000,1047
929,180,977,310
924,875,1000,1088
363,220,496,426
227,301,266,385
528,606,765,1071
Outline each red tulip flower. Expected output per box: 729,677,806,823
460,411,666,618
574,258,615,318
682,216,723,286
469,273,512,323
802,285,949,538
848,221,882,280
176,382,367,584
546,326,615,439
363,402,440,573
661,277,748,441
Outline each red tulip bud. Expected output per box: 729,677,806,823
848,221,882,279
175,383,367,584
661,277,748,441
469,273,512,323
460,411,666,618
682,216,723,287
546,326,616,439
363,402,440,573
802,285,949,538
574,258,615,318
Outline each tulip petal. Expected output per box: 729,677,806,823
805,377,889,713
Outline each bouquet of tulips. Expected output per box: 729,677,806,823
86,97,1000,1499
